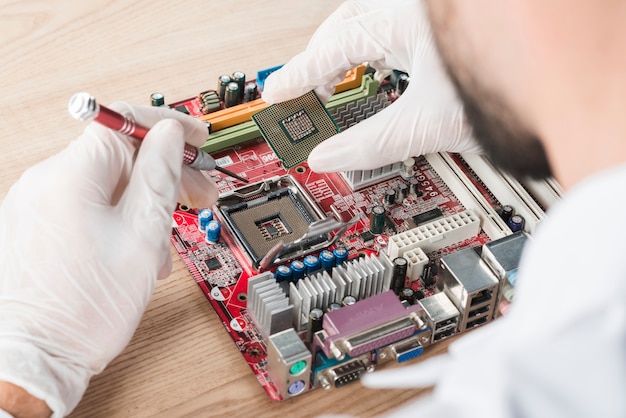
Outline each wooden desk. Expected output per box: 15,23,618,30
0,1,448,416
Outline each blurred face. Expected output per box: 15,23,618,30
426,1,553,179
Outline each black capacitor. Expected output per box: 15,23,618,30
397,73,410,95
232,71,246,101
369,205,386,235
306,308,324,343
396,182,408,202
243,82,258,102
399,288,415,305
217,74,232,100
384,188,396,206
150,92,165,107
408,178,421,196
391,257,408,295
224,82,240,108
500,205,514,223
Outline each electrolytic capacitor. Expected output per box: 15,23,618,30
396,183,408,203
500,205,514,223
217,74,232,100
369,205,386,235
150,92,165,107
306,308,324,343
224,82,240,108
508,214,525,232
384,188,396,206
327,302,341,312
397,73,410,95
205,220,221,243
319,250,335,271
408,178,421,197
197,208,213,232
232,71,246,102
290,260,306,282
399,288,415,305
303,255,320,274
333,246,348,266
342,295,357,306
391,257,408,295
243,82,258,102
401,158,415,179
274,265,292,282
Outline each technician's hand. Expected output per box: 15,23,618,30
0,103,217,417
262,0,481,172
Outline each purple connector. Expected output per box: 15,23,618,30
321,291,424,360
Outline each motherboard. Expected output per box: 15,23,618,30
164,65,562,401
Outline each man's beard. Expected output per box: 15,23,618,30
427,4,553,180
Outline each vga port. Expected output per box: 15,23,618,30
318,356,372,390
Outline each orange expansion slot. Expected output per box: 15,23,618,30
199,65,366,132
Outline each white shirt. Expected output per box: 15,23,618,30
368,164,626,417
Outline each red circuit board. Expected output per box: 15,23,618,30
170,135,490,400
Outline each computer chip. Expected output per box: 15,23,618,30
252,91,339,168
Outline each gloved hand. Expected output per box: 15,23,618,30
0,103,217,417
262,0,481,173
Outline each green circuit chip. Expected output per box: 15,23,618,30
252,91,339,168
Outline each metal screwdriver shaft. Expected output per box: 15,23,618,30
68,92,248,183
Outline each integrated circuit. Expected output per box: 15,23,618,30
252,91,339,168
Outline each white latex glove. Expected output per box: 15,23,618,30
0,103,217,417
262,0,481,173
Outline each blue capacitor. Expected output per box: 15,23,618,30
303,255,320,274
205,220,221,243
319,250,335,271
333,246,348,266
508,215,525,233
274,265,292,282
197,208,213,232
290,260,306,282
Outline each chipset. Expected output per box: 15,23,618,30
252,91,339,168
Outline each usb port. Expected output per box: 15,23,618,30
468,305,490,318
470,289,493,307
466,316,488,329
433,328,456,342
435,317,457,331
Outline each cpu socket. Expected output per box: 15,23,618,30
217,176,327,268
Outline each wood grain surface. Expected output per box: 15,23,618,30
0,1,452,416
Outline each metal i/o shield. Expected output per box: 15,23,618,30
252,91,339,168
